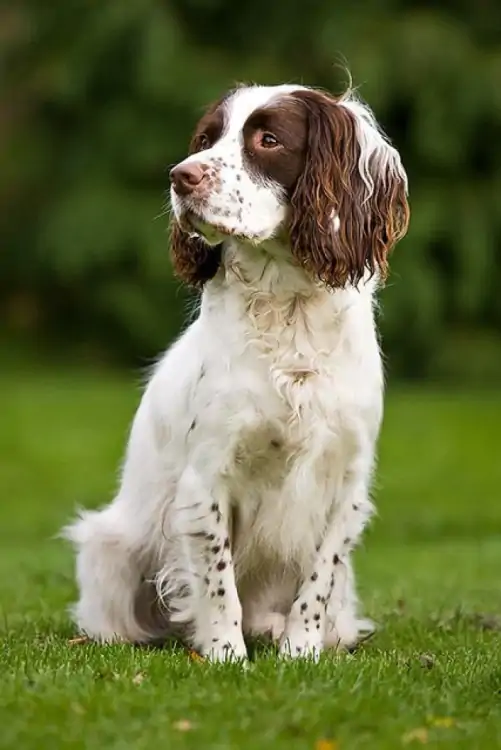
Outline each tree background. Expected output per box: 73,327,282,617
1,0,500,382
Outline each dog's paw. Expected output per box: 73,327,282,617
325,612,376,651
278,624,323,661
200,633,248,663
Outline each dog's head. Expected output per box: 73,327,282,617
169,84,409,289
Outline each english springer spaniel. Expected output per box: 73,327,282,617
65,83,409,661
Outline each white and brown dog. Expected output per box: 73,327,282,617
64,83,409,661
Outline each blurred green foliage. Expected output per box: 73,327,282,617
1,0,501,378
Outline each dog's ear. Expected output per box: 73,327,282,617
289,90,409,288
170,223,222,289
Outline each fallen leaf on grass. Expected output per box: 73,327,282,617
132,672,145,685
68,636,89,645
188,649,205,662
173,719,193,732
402,727,428,744
315,740,339,750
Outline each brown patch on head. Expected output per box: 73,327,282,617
287,89,409,288
242,98,308,190
189,96,227,154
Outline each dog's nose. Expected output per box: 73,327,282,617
170,162,208,196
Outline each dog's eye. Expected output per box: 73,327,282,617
198,134,210,151
260,132,280,148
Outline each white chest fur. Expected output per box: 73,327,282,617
172,252,385,569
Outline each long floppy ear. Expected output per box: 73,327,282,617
289,90,410,288
170,222,222,289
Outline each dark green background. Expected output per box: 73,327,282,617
2,1,500,381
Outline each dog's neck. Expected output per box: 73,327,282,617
203,238,377,312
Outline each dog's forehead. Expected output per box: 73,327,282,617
222,84,308,139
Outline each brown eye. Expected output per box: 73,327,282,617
198,134,210,151
260,132,280,148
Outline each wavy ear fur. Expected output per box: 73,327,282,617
170,223,222,289
289,90,409,288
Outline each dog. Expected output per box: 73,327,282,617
64,83,409,661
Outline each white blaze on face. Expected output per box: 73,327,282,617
170,85,306,245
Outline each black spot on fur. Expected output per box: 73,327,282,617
296,646,302,654
333,554,340,565
352,504,359,511
344,537,351,546
210,503,219,513
313,613,320,622
204,576,210,585
234,621,238,627
311,572,318,582
207,533,216,542
216,560,226,571
300,602,308,613
212,637,219,643
223,537,230,549
189,418,197,432
212,545,221,555
217,587,225,597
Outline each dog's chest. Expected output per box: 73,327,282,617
222,358,356,564
223,324,360,494
221,292,370,482
202,286,381,561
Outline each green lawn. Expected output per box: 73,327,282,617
1,370,501,749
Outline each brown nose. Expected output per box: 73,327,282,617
170,162,208,196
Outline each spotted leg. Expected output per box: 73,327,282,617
157,467,247,662
324,553,375,650
280,468,374,660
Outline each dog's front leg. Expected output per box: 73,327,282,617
280,466,374,660
159,466,247,662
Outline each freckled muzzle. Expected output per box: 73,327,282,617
170,158,227,229
170,125,289,246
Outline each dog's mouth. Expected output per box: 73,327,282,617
185,211,228,246
178,210,270,248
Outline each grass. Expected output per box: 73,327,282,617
1,368,501,749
